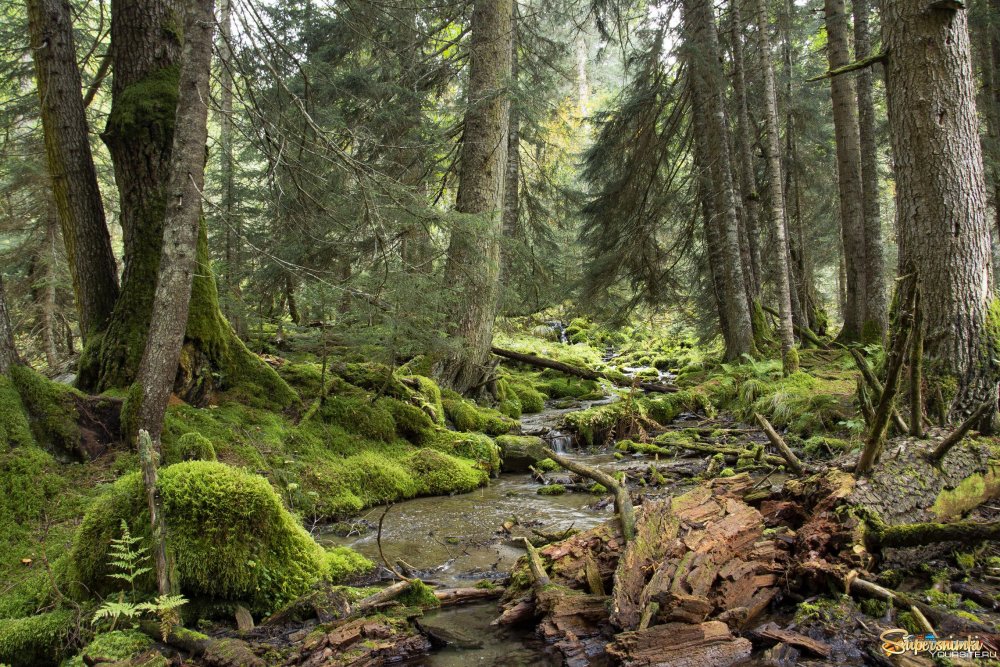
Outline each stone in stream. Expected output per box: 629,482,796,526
415,617,485,649
496,435,548,473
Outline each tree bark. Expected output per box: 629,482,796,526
755,0,798,374
133,0,217,444
824,0,868,343
80,0,293,408
880,0,999,426
27,0,120,341
727,0,763,303
217,0,246,338
0,274,18,374
438,0,513,394
853,0,888,340
684,0,756,361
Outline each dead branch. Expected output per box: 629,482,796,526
926,400,994,463
753,413,804,475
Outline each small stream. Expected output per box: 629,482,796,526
320,397,621,665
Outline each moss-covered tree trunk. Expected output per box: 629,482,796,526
27,0,120,341
880,0,999,426
438,0,513,394
0,274,18,375
133,0,216,445
79,0,294,409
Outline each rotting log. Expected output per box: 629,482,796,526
865,518,1000,552
754,413,804,475
491,346,678,393
137,621,264,667
434,586,504,606
520,537,552,588
848,577,993,635
647,436,787,468
528,443,636,541
351,580,412,616
606,621,753,667
927,400,994,462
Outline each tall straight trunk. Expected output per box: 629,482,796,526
728,0,763,301
217,0,245,338
824,0,868,342
134,0,216,445
756,0,798,374
853,0,888,339
27,0,120,341
880,0,998,425
42,204,61,369
0,274,17,374
684,0,756,361
439,0,513,394
502,7,520,266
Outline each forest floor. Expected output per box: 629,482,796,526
1,314,999,666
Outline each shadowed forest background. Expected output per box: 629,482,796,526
1,0,1000,665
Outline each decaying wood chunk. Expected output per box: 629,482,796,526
606,621,753,667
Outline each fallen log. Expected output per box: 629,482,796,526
137,622,264,667
520,537,552,588
927,400,993,462
848,577,994,634
950,582,1000,611
491,346,678,393
865,518,1000,552
606,621,753,667
528,443,636,541
433,586,504,606
751,621,832,658
754,413,804,475
646,436,787,468
352,580,413,616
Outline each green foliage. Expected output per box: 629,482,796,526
0,609,75,667
69,461,330,613
104,520,151,594
397,580,440,608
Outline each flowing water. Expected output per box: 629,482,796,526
319,397,621,665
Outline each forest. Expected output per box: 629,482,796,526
1,0,1000,664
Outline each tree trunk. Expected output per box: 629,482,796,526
217,0,246,339
684,0,756,361
502,6,520,271
438,0,513,394
27,0,120,341
756,0,798,374
727,0,763,302
133,0,217,445
80,0,293,408
824,0,868,343
880,0,998,426
0,274,18,374
853,0,888,340
42,205,61,369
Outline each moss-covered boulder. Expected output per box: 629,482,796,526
426,429,501,475
442,390,517,435
317,396,397,442
69,461,336,613
404,448,487,495
165,432,217,463
63,630,153,667
495,435,547,473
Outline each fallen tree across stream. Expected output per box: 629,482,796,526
491,346,678,393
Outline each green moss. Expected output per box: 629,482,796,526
426,430,500,475
341,451,420,504
276,362,325,398
381,398,435,444
440,390,515,436
69,461,329,613
403,448,487,495
0,609,75,667
0,375,33,450
859,598,888,619
406,375,445,426
397,580,440,608
508,379,545,414
955,552,976,571
317,396,397,442
563,400,645,448
336,363,410,398
323,547,374,583
165,432,217,463
0,446,65,553
589,483,608,494
536,458,560,472
643,389,714,424
930,468,1000,521
64,630,152,667
537,484,566,496
9,365,81,454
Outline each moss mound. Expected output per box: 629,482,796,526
442,390,517,435
403,448,487,495
165,432,217,463
64,630,153,667
318,395,397,442
69,461,331,612
324,547,375,583
426,429,501,475
0,609,75,667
